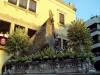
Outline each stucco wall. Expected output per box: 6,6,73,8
0,0,75,36
0,49,11,74
0,0,75,74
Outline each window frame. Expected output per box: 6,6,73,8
55,38,61,48
59,13,65,25
0,20,11,34
63,39,68,50
19,0,28,9
28,28,36,38
8,0,17,5
29,0,37,12
14,24,25,32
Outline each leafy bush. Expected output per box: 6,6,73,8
5,28,29,55
8,47,56,63
67,19,95,62
7,20,95,63
67,19,92,52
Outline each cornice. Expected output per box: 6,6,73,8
0,12,38,29
56,0,76,11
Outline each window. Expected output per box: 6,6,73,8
0,20,11,34
28,28,36,38
93,35,100,44
92,47,100,56
14,24,25,32
29,0,36,12
55,38,61,48
8,0,17,5
63,40,68,49
89,23,97,32
59,13,64,25
19,0,27,9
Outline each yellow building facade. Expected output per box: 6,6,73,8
0,0,75,74
0,0,76,46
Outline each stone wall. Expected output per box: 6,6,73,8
3,59,94,75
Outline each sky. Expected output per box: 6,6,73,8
62,0,100,21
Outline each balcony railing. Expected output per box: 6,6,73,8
92,43,100,49
93,40,100,44
90,29,100,33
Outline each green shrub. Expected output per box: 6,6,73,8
67,19,92,52
5,28,29,55
67,19,95,62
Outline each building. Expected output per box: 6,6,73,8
0,0,76,49
85,16,100,71
0,0,76,74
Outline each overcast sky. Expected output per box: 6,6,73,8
62,0,100,21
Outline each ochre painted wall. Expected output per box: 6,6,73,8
0,49,12,74
0,0,75,37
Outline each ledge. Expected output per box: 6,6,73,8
56,0,76,11
57,23,66,28
0,46,5,50
7,2,37,16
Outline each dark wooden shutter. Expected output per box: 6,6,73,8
63,40,68,49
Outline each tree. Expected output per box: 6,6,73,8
67,19,95,60
5,28,29,56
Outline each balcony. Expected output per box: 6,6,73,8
91,29,100,36
90,28,100,33
92,42,100,49
96,56,100,61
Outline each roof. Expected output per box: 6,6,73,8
85,16,100,27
